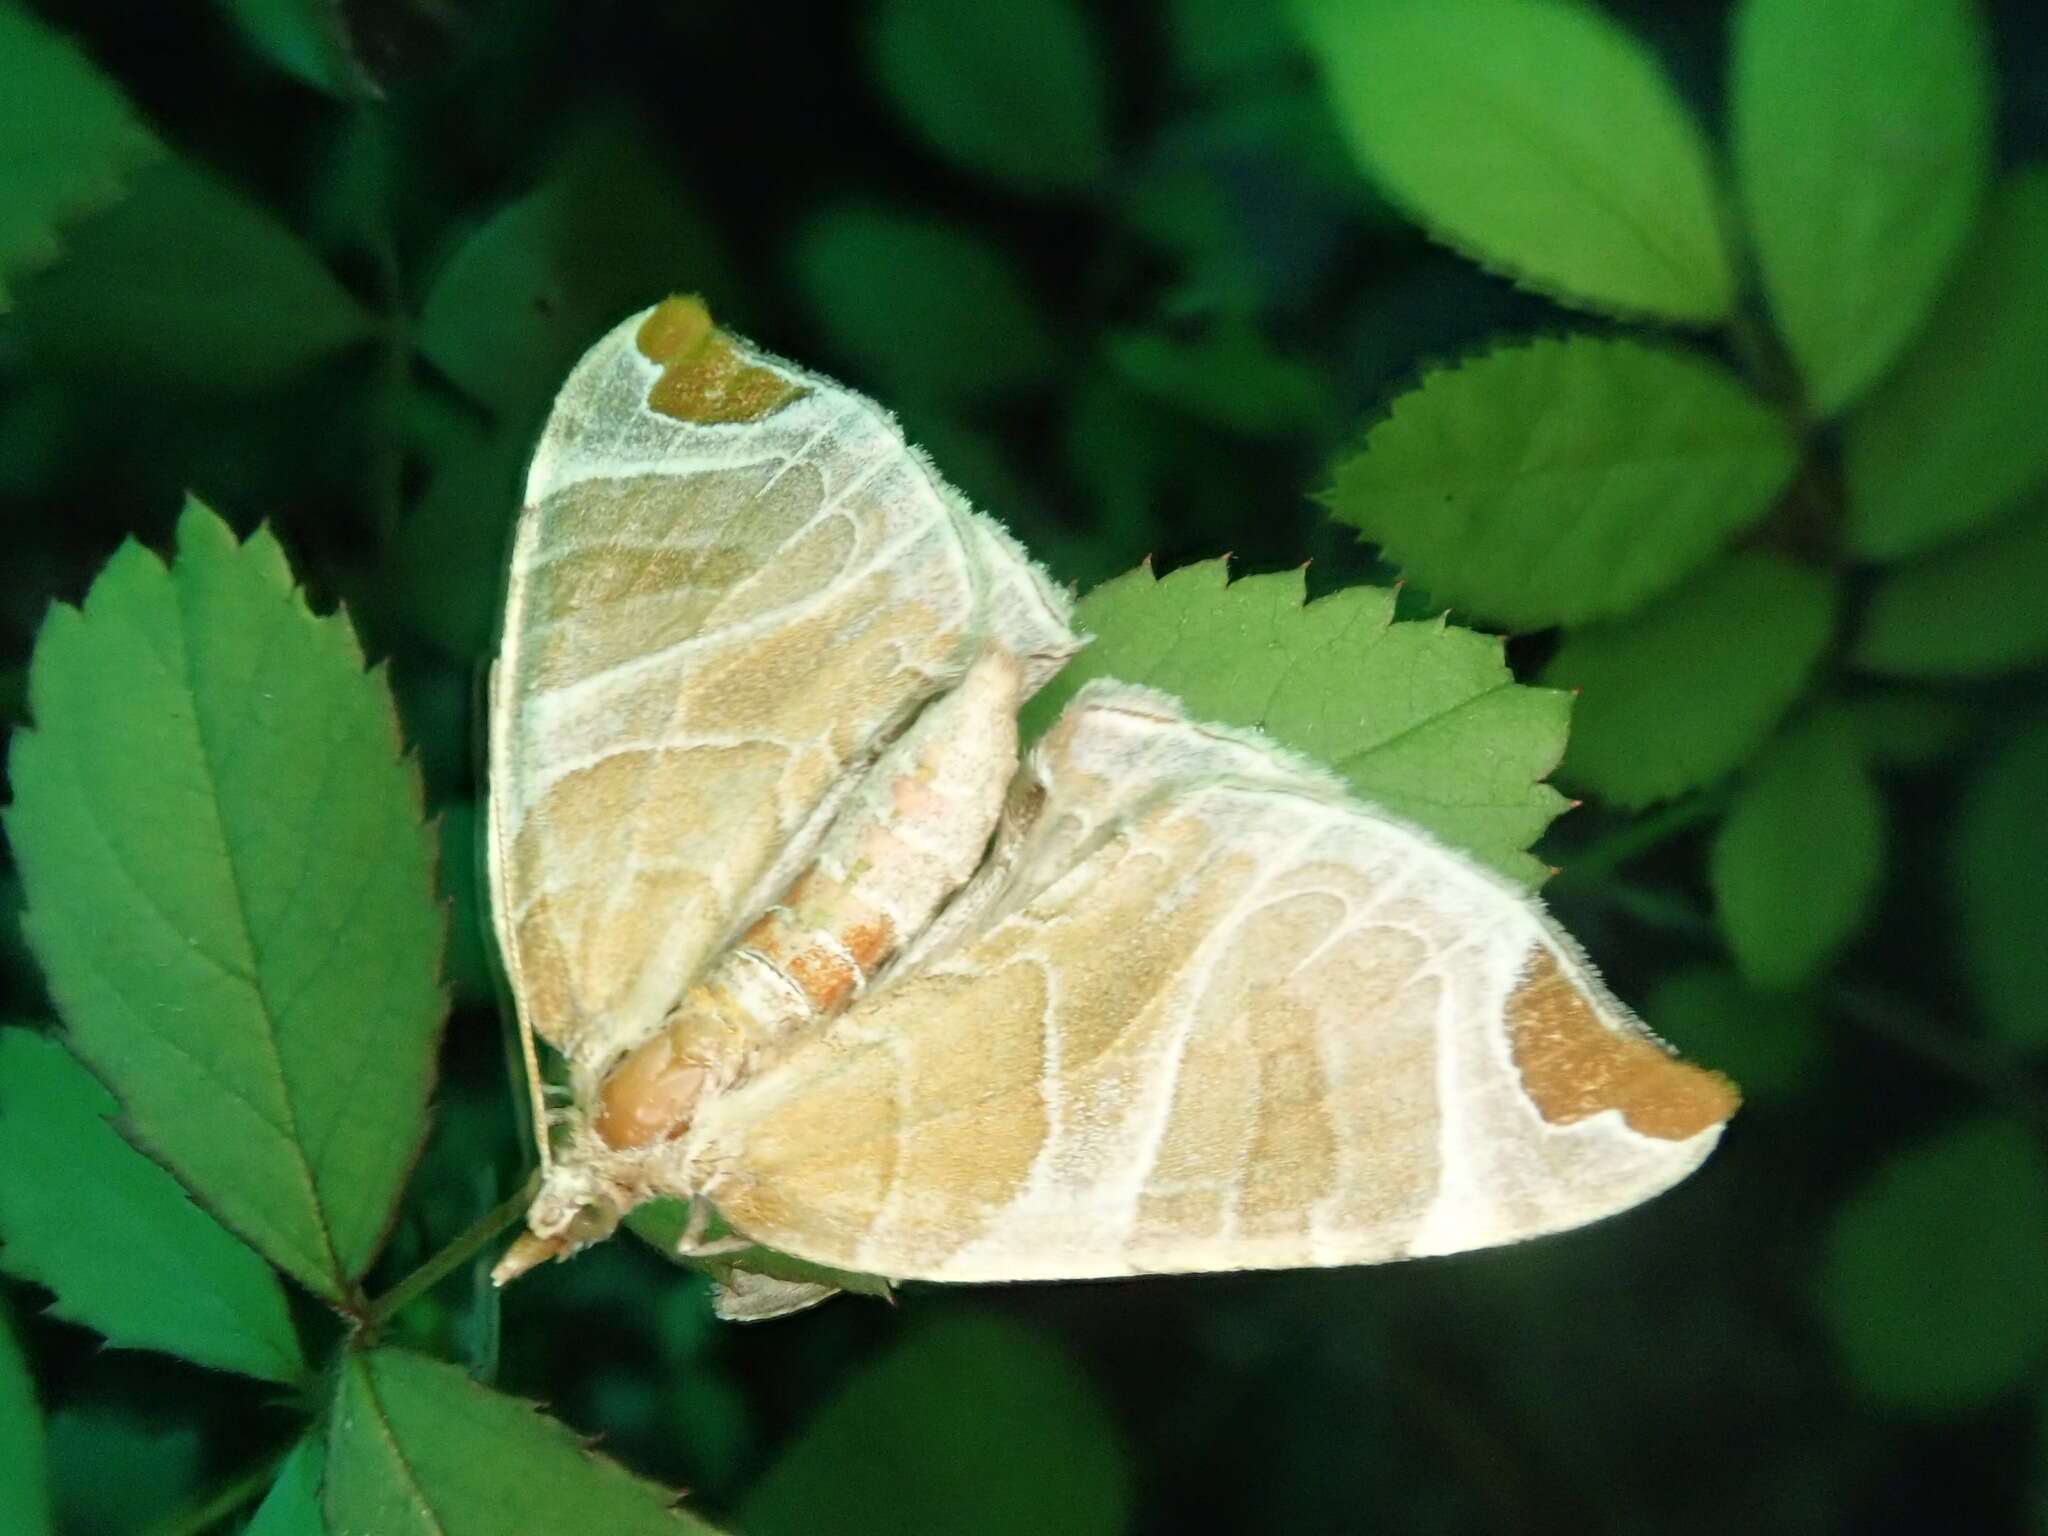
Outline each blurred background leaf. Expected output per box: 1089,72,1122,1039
1844,170,2048,559
1732,0,1992,416
0,1298,49,1536
0,0,160,305
1545,554,1837,807
741,1313,1132,1536
1818,1116,2048,1414
1296,0,1734,321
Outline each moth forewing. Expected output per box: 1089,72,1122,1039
490,298,1078,1281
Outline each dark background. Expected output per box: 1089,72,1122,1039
3,1,2046,1532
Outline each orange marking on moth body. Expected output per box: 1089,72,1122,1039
1506,946,1739,1140
634,296,805,425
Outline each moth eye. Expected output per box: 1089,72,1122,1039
565,1204,617,1244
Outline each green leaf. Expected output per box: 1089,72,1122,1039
0,1301,51,1536
1952,718,2048,1050
1845,171,2048,560
1543,555,1837,807
46,1403,203,1534
0,1029,304,1382
1296,0,1732,322
1647,964,1822,1103
9,154,371,393
1168,0,1298,86
1733,0,1991,416
0,0,161,305
1836,689,1971,771
793,203,1056,403
1108,317,1329,438
867,0,1111,194
1024,560,1571,883
418,115,729,423
6,501,445,1301
216,0,374,98
1818,1116,2048,1413
246,1436,327,1536
1710,712,1884,991
1328,336,1798,629
1854,491,2048,679
392,397,527,660
326,1346,720,1534
741,1314,1131,1536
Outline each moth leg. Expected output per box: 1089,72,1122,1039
675,1197,754,1259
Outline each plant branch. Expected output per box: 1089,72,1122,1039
363,1169,541,1331
1833,984,2048,1131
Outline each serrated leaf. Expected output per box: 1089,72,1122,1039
1296,0,1732,322
1854,491,2048,679
1818,1116,2048,1413
794,203,1056,403
1328,336,1798,629
217,0,375,98
1024,560,1570,883
0,0,161,305
741,1314,1131,1536
0,1029,304,1382
9,154,371,393
325,1347,720,1534
1108,318,1329,438
867,0,1110,194
419,115,729,423
1710,712,1884,991
1647,965,1822,1103
1846,171,2048,560
1544,555,1837,807
246,1436,326,1536
6,501,445,1300
0,1301,51,1536
1733,0,1991,416
1952,718,2048,1050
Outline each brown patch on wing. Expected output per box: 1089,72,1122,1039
635,296,805,424
1507,947,1738,1140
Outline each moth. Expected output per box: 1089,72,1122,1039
486,297,1737,1320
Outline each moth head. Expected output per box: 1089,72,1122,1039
490,1166,624,1285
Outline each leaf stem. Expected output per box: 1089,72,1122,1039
145,1449,289,1536
1833,984,2048,1131
363,1170,541,1331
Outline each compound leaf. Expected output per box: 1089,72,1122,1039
6,501,445,1300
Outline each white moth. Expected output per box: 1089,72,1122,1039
486,298,1737,1319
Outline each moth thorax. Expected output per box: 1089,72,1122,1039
592,991,749,1150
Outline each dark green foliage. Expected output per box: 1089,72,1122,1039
0,1,2044,1532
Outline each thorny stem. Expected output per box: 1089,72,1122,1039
362,1169,542,1331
